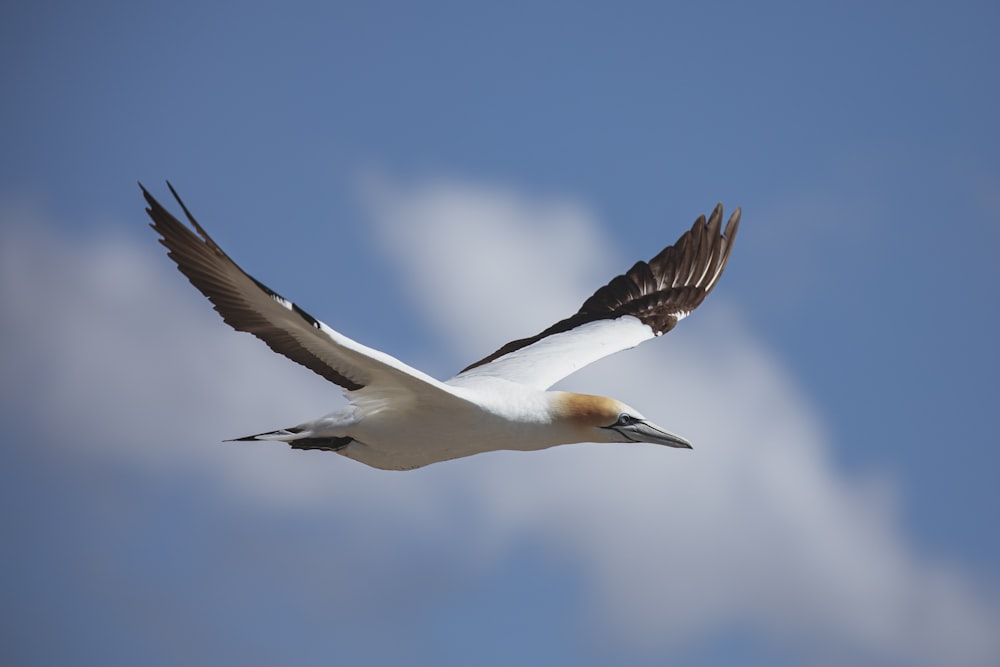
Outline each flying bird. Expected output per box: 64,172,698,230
143,183,740,470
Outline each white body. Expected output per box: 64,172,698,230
297,380,596,470
143,184,739,470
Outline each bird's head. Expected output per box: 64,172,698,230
551,392,692,449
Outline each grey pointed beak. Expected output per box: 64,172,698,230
617,420,693,449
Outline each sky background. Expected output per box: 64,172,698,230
2,1,999,665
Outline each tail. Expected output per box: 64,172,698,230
226,427,353,453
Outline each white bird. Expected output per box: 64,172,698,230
143,183,740,471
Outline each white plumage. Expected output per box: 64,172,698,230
143,183,740,470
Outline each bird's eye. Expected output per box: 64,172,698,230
618,413,632,425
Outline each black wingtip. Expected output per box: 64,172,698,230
138,180,154,205
166,180,180,203
142,181,218,246
724,207,741,243
709,202,724,222
165,181,195,223
140,182,165,221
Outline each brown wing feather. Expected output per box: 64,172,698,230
460,204,740,373
142,182,365,390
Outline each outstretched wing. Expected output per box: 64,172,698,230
451,204,740,390
143,182,448,396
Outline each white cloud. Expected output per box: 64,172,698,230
360,174,618,355
360,177,1000,666
2,183,998,666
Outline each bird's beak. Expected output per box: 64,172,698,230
616,420,693,449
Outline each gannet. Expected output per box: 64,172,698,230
143,183,740,471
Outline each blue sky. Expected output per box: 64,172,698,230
2,1,999,665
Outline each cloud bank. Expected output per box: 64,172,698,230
362,179,1000,665
1,182,997,666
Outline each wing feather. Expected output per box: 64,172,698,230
454,204,740,389
143,183,447,396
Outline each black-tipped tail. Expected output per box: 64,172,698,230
287,437,353,452
225,427,299,442
226,429,353,453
